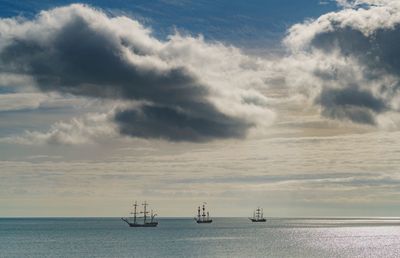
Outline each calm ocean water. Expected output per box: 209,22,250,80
1,218,400,258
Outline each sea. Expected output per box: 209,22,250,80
1,218,400,258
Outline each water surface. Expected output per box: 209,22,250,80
1,218,400,257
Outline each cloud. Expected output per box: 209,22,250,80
2,111,117,145
115,105,251,142
282,0,400,126
0,93,47,112
3,2,400,145
2,130,400,216
336,0,390,8
317,87,387,124
0,92,94,112
319,1,331,5
0,4,274,143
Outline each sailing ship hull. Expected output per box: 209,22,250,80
121,218,158,227
128,222,158,227
196,220,213,224
249,218,266,222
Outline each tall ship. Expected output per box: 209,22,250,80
195,203,213,223
121,201,158,227
249,207,266,222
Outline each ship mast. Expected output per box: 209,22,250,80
150,209,157,222
133,201,138,224
202,203,206,221
256,207,261,220
198,206,201,221
142,201,149,223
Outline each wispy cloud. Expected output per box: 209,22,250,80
1,111,118,145
1,131,400,216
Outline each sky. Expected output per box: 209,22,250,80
1,0,400,217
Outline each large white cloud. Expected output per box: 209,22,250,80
281,0,400,127
0,4,274,143
3,2,400,145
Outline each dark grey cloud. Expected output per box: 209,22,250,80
0,15,205,105
317,87,387,125
311,25,400,77
284,1,400,126
0,4,271,142
309,25,400,124
115,105,251,142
